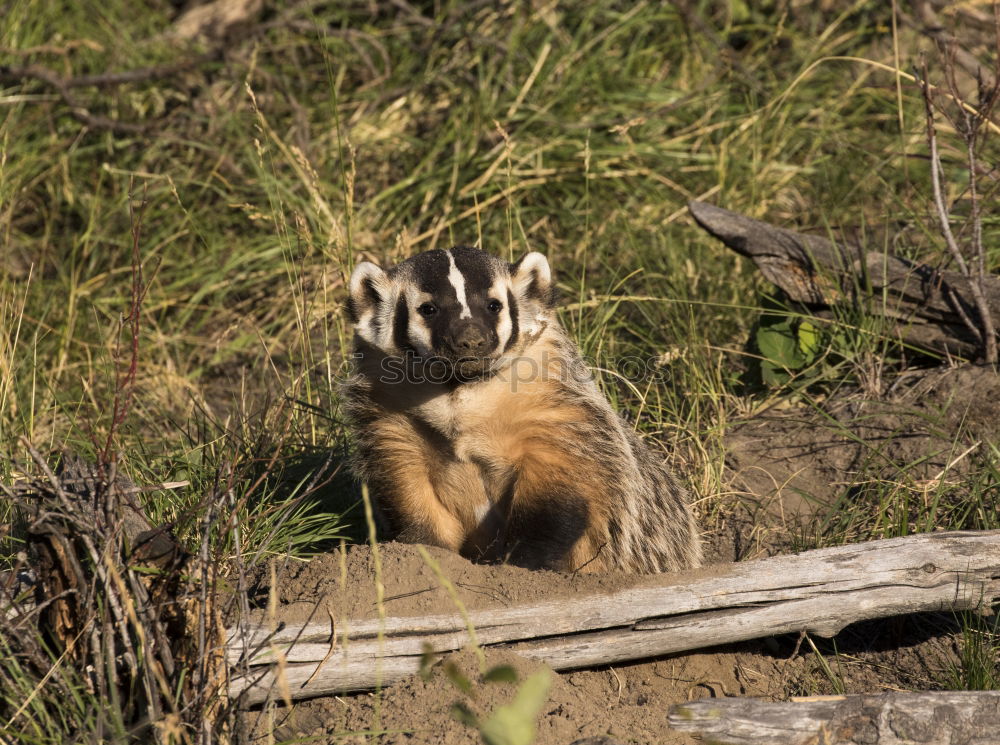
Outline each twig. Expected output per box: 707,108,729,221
0,52,214,133
943,283,983,344
100,181,149,468
0,64,147,134
919,61,999,363
0,39,104,57
921,67,970,275
64,56,213,88
945,28,1000,365
303,605,339,687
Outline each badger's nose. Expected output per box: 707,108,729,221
449,324,489,355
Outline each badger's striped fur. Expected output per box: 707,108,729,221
343,246,701,573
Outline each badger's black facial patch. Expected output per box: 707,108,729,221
450,245,498,295
505,288,519,351
401,246,498,303
392,294,411,352
405,249,454,295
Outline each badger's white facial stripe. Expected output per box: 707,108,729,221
490,276,513,350
406,288,434,353
447,250,472,320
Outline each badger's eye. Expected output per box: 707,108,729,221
487,299,503,314
417,302,438,317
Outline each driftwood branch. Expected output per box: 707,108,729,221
687,201,1000,360
0,0,232,135
226,530,1000,705
668,691,1000,745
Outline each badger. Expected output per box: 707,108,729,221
343,246,701,573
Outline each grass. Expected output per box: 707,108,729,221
946,611,1000,691
2,0,999,741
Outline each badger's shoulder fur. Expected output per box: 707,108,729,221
343,246,701,573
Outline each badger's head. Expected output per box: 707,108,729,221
348,246,555,380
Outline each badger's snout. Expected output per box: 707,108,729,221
445,321,494,359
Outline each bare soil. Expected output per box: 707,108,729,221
718,363,1000,560
241,364,995,744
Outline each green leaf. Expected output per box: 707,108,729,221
760,357,790,387
797,320,821,361
756,318,806,369
483,665,519,684
479,670,551,745
756,315,828,387
451,701,480,728
443,660,473,697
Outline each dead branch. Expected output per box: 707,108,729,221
0,53,214,133
686,200,1000,360
1,454,230,741
907,1,997,91
0,64,149,134
668,691,1000,744
226,530,1000,705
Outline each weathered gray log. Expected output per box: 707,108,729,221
227,530,1000,705
668,691,1000,745
687,200,1000,359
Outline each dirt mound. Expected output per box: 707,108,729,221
256,541,631,628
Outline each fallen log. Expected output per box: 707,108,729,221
687,200,1000,359
667,691,1000,745
226,530,1000,705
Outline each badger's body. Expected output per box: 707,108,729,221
343,246,701,573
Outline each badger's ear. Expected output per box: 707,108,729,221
511,252,555,307
347,261,388,323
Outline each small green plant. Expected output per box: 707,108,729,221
421,648,551,745
447,664,552,745
754,311,828,387
750,293,896,394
